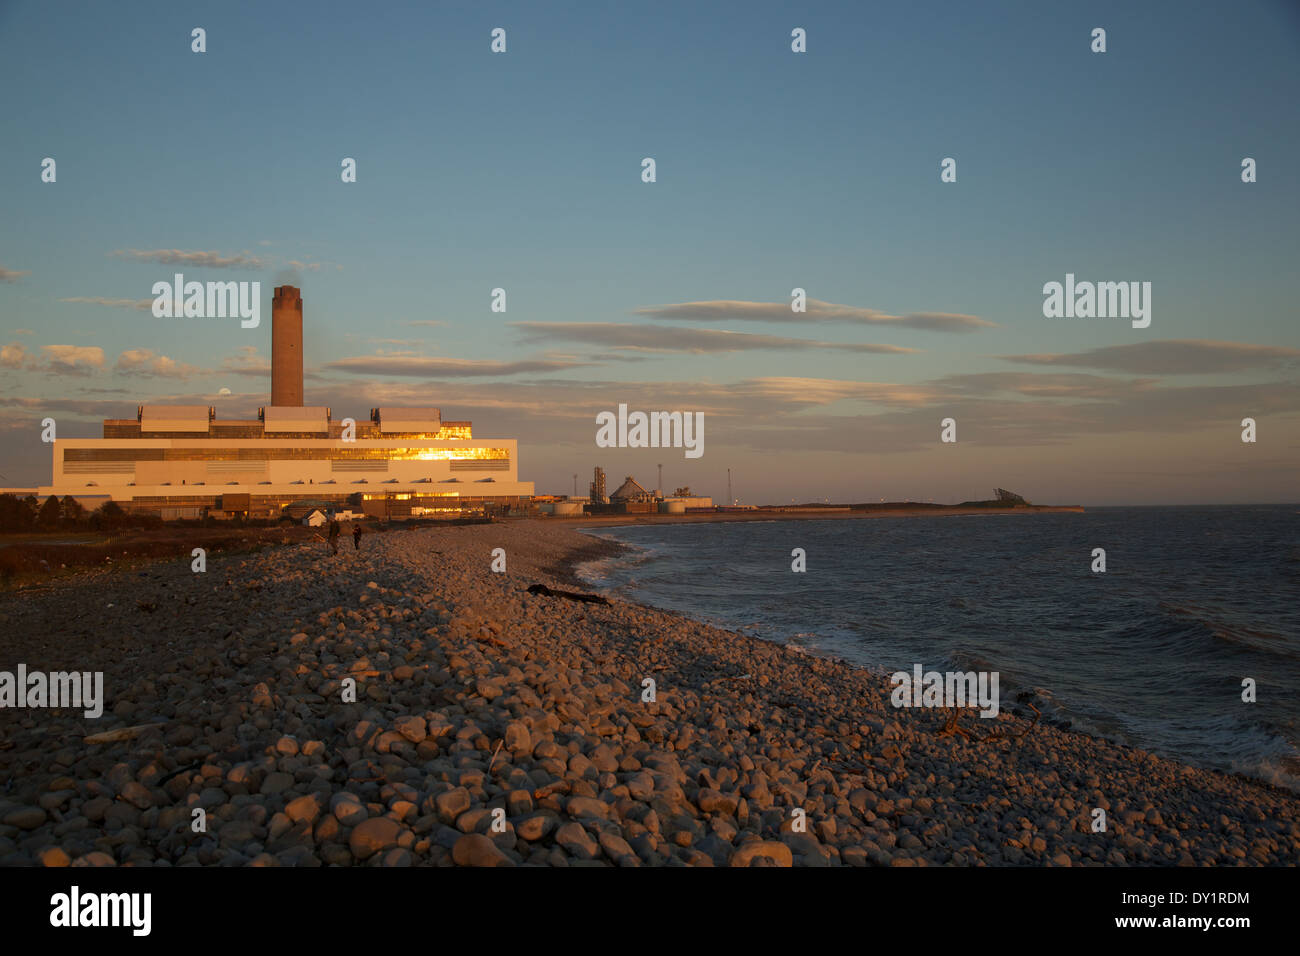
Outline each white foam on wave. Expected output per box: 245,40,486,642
572,533,660,589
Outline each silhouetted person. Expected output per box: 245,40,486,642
327,518,341,555
352,524,363,550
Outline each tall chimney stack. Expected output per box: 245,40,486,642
271,285,303,406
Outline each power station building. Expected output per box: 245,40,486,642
21,286,534,518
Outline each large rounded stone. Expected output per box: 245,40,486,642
3,807,47,829
555,822,599,860
330,793,367,827
285,794,321,824
452,833,511,867
697,788,740,816
435,787,471,823
565,796,610,820
515,814,556,842
259,772,294,796
38,847,72,867
730,841,794,867
349,818,402,861
504,721,531,755
116,782,153,810
393,716,426,743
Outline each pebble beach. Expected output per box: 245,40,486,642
1,520,1296,867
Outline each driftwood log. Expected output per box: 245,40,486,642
526,583,610,605
84,722,167,745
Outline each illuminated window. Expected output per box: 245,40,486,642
65,446,509,463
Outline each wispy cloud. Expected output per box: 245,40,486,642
935,371,1161,400
59,296,154,311
1002,340,1300,375
407,320,447,328
586,351,655,363
323,356,589,377
635,299,997,333
0,266,31,282
0,396,133,416
110,249,269,269
510,322,919,355
220,345,271,378
284,258,342,272
729,377,944,407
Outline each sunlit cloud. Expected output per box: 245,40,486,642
1,343,30,369
40,345,105,376
115,348,204,379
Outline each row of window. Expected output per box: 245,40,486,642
124,493,529,505
103,424,475,440
64,447,510,462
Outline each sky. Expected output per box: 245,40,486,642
1,0,1298,505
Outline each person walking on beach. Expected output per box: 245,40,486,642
327,518,341,556
352,523,363,550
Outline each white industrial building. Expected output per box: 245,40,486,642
7,286,534,518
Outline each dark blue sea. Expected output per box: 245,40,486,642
577,506,1300,790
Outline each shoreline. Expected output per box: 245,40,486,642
563,523,1300,801
555,504,1085,528
1,520,1296,867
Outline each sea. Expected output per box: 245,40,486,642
575,506,1300,791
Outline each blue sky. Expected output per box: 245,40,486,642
1,0,1298,503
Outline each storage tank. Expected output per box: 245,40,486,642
549,501,585,516
658,500,687,514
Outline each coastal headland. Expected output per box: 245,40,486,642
0,519,1294,867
